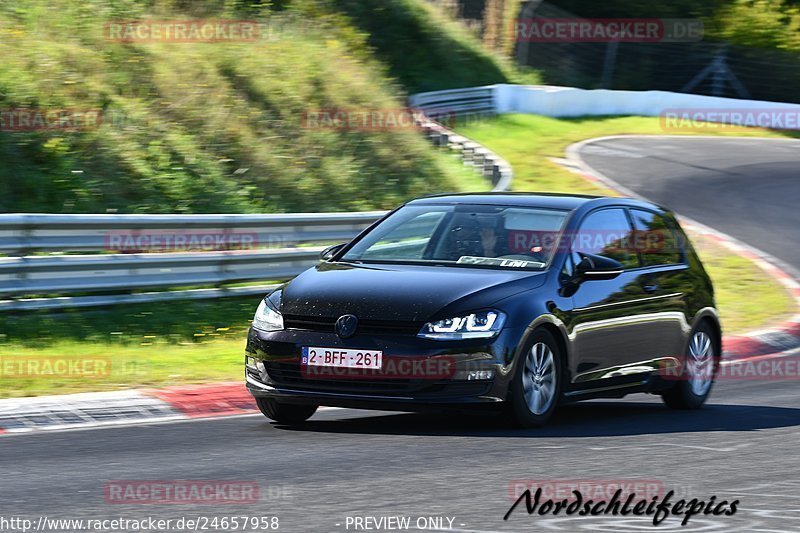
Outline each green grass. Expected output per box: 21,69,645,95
0,0,501,214
699,239,795,335
0,295,258,398
0,339,245,398
0,295,261,348
455,114,796,334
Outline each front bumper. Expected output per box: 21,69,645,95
244,325,527,409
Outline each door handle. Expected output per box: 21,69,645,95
643,284,659,294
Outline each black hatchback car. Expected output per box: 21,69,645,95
245,193,721,427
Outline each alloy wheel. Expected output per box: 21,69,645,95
522,342,556,415
687,331,715,396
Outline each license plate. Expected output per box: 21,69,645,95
302,347,383,369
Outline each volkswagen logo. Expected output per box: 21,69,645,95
335,314,359,339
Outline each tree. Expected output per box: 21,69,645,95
717,0,800,51
482,0,522,54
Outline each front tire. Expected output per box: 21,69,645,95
256,397,318,424
661,322,718,409
506,328,563,428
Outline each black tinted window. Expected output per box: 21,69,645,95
342,204,569,271
630,209,683,266
573,208,639,269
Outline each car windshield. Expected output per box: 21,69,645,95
341,203,570,270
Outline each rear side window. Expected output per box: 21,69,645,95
572,208,640,269
630,209,683,267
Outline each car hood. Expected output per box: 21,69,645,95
280,262,547,322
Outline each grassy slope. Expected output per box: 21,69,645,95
454,114,797,335
0,0,498,214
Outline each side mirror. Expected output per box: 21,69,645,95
573,252,624,282
320,243,346,261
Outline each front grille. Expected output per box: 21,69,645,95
263,361,489,398
283,315,423,336
283,315,335,332
265,361,425,394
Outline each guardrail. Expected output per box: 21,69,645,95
0,248,323,295
410,87,512,191
3,86,528,312
0,212,386,311
409,86,495,117
0,212,385,254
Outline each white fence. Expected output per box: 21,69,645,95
414,83,800,126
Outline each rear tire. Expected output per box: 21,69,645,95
661,322,718,409
506,328,563,428
256,397,318,424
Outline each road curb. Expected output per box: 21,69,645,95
147,382,256,418
562,135,800,361
0,389,190,434
0,384,258,434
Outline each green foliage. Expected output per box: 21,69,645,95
716,0,800,51
549,0,800,52
546,0,726,18
315,0,516,93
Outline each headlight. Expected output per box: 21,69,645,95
253,298,284,332
418,310,505,340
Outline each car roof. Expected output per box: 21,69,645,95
406,192,636,212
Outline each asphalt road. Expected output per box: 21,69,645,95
2,137,800,533
578,136,800,274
